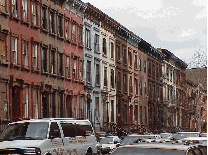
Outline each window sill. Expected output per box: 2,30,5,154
0,61,9,67
21,66,30,72
32,69,40,73
0,11,9,18
78,44,84,49
66,39,71,43
31,24,40,29
59,75,65,79
110,88,115,91
79,80,85,84
85,47,91,51
102,54,107,58
95,84,100,87
72,41,77,46
41,28,48,34
41,71,49,75
74,79,79,83
58,36,64,41
10,63,21,69
21,20,30,26
50,74,57,77
50,33,56,37
10,15,20,22
94,51,101,54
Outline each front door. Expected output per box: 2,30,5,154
12,86,21,120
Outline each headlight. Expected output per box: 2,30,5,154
24,148,41,154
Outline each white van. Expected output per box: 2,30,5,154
0,118,98,155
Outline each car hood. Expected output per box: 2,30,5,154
0,140,44,148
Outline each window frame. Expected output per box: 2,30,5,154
12,36,18,65
22,0,28,22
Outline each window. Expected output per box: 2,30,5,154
50,50,55,74
103,38,106,55
0,32,6,62
51,91,56,118
139,58,142,71
22,0,28,21
85,29,90,48
32,2,37,25
72,23,76,42
104,66,107,87
156,66,159,78
59,93,64,118
111,69,114,89
166,66,169,78
111,100,114,122
95,97,99,119
0,0,6,12
128,51,132,67
22,40,28,67
117,72,121,91
65,20,69,39
135,105,138,124
79,60,83,81
148,61,151,76
129,76,133,94
12,0,18,17
139,81,142,96
123,48,127,64
86,61,91,83
144,60,146,73
123,73,127,93
135,78,138,95
57,15,63,37
58,53,63,76
111,42,114,59
50,11,55,34
74,95,77,118
124,104,127,123
144,82,147,95
23,86,28,118
12,37,18,65
149,84,152,99
95,64,100,85
153,85,156,100
66,56,70,78
41,7,47,29
152,64,155,77
78,26,82,45
32,44,38,69
33,88,38,119
117,45,120,60
42,47,47,72
145,107,147,124
170,68,173,80
140,106,142,124
94,34,99,52
134,55,137,69
73,59,76,79
80,96,84,118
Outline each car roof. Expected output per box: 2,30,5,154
119,143,199,150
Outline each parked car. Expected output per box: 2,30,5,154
99,136,121,154
200,133,207,137
0,118,98,155
172,132,200,140
120,134,161,146
158,132,173,139
183,137,207,146
111,143,207,155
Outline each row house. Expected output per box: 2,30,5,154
83,3,103,130
138,40,164,132
186,68,207,132
0,0,86,122
126,31,144,130
158,48,187,132
100,14,117,130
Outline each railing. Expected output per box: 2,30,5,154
0,119,10,134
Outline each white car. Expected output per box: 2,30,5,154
0,118,98,155
100,136,121,154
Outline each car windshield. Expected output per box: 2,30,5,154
0,122,49,141
112,147,186,155
100,138,114,144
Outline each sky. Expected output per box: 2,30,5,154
81,0,207,68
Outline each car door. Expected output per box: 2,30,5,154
49,122,64,155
